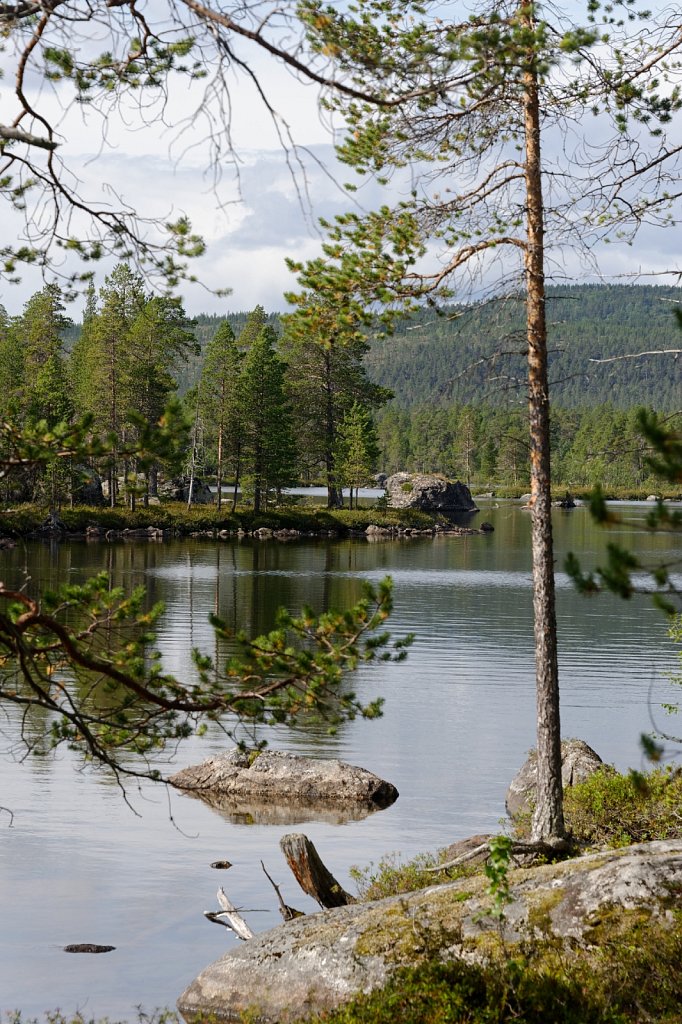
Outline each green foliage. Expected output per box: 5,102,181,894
562,768,682,848
306,948,639,1024
480,835,513,921
365,286,682,413
375,399,680,490
240,322,297,511
350,852,444,900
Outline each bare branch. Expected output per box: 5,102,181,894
589,350,682,364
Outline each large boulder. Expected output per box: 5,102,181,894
72,465,105,506
177,839,682,1023
158,476,215,503
169,749,398,820
505,739,606,820
385,473,478,513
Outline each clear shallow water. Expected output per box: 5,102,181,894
0,502,679,1018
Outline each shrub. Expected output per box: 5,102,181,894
563,766,682,847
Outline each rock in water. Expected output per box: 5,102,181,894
385,473,478,512
169,749,398,814
506,738,606,820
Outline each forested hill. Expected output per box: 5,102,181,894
363,284,682,410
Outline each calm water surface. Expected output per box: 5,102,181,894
0,502,679,1017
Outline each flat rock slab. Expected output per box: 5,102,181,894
169,749,398,820
177,839,682,1023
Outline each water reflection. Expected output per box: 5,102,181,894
0,503,679,1019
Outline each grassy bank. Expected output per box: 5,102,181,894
0,502,439,538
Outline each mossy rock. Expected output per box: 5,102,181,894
177,839,682,1023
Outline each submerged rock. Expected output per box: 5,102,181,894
64,943,115,953
169,749,398,821
385,473,478,513
506,738,606,820
177,839,682,1023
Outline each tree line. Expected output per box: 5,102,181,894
0,271,389,510
377,403,680,493
2,273,677,513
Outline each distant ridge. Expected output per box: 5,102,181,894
364,284,682,410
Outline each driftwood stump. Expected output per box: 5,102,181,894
280,833,355,908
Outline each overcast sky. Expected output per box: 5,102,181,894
3,13,682,322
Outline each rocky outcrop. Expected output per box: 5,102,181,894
385,473,478,513
158,476,215,503
505,739,606,819
169,749,398,820
177,839,682,1023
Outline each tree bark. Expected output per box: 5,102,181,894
280,833,355,908
522,22,566,845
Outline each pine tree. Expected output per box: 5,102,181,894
198,320,243,510
282,295,391,506
125,295,197,505
237,305,269,352
14,284,72,428
293,0,682,845
88,264,146,505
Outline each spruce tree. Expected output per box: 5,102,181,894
240,323,296,512
335,401,380,509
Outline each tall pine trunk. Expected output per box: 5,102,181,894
216,424,224,512
523,21,566,846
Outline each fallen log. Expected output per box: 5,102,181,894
280,833,355,908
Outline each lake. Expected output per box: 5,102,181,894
0,501,679,1019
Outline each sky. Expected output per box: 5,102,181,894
3,3,682,322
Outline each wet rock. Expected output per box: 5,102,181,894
169,749,398,818
385,473,478,513
64,943,115,953
37,512,66,536
177,839,682,1023
506,739,606,820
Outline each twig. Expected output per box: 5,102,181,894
261,860,304,921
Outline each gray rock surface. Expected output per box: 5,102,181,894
177,839,682,1023
385,473,478,512
505,738,606,819
159,476,214,503
169,749,399,817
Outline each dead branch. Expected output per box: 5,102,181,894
427,838,571,874
589,350,682,363
203,887,255,940
261,860,304,921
